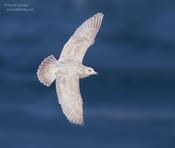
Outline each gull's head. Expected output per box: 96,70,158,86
85,67,98,76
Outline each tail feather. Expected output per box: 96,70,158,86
37,55,57,86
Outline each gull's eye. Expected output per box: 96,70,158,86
88,69,91,72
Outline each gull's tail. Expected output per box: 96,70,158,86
37,55,58,87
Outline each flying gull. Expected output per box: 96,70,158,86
37,12,104,125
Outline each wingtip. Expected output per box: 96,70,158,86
94,12,104,21
69,117,84,126
76,120,84,126
96,12,104,17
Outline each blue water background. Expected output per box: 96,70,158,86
0,0,175,147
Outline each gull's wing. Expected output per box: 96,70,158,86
56,70,83,125
59,12,104,63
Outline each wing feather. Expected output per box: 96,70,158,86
56,70,84,125
59,12,104,63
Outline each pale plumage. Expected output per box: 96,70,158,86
37,12,103,125
59,12,103,63
37,55,58,86
56,71,83,125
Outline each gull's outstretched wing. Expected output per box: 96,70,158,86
59,12,104,63
56,70,83,125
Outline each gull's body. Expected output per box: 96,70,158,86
37,13,104,125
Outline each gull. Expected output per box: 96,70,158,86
37,12,104,125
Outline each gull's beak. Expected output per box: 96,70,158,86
95,72,99,75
